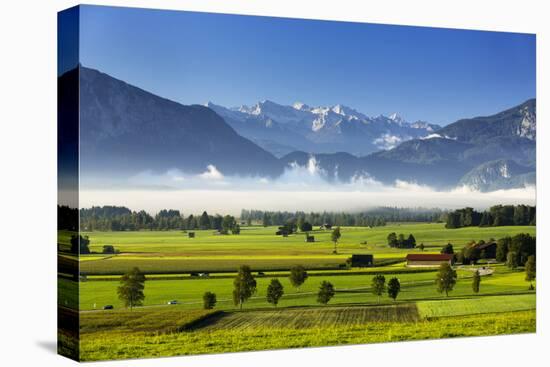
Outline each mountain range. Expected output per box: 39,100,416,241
63,66,536,191
75,66,283,178
206,100,440,157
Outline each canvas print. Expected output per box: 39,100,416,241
57,5,536,362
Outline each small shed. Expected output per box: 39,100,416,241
188,232,195,238
305,235,315,243
406,253,452,267
350,254,374,267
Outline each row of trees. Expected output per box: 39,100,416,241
445,205,535,229
221,265,310,309
116,259,536,310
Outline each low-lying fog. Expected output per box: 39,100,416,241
75,160,536,215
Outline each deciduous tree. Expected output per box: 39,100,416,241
371,274,386,303
232,265,256,309
117,267,146,310
436,263,457,297
387,277,401,301
266,279,284,306
203,291,217,309
289,265,308,291
317,281,335,305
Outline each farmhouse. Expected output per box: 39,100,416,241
406,253,453,267
305,235,315,243
350,254,373,267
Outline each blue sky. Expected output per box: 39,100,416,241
76,5,535,125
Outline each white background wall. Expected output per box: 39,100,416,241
0,1,547,366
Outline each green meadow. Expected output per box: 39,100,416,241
72,265,533,311
63,223,536,361
79,310,535,361
77,224,535,274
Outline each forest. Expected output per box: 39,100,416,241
445,205,535,229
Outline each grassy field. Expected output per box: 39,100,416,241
82,224,535,253
77,224,535,274
71,264,533,311
79,309,535,361
61,223,536,361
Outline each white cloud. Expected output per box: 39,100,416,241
374,133,407,150
198,164,224,181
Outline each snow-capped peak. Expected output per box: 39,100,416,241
388,112,405,124
211,99,438,153
292,102,311,111
331,104,346,115
331,104,354,116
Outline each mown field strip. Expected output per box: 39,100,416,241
417,293,536,318
198,304,420,331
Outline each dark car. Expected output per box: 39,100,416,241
103,305,114,310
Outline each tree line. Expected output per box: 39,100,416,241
242,207,447,228
73,205,451,232
79,206,241,232
445,205,535,229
